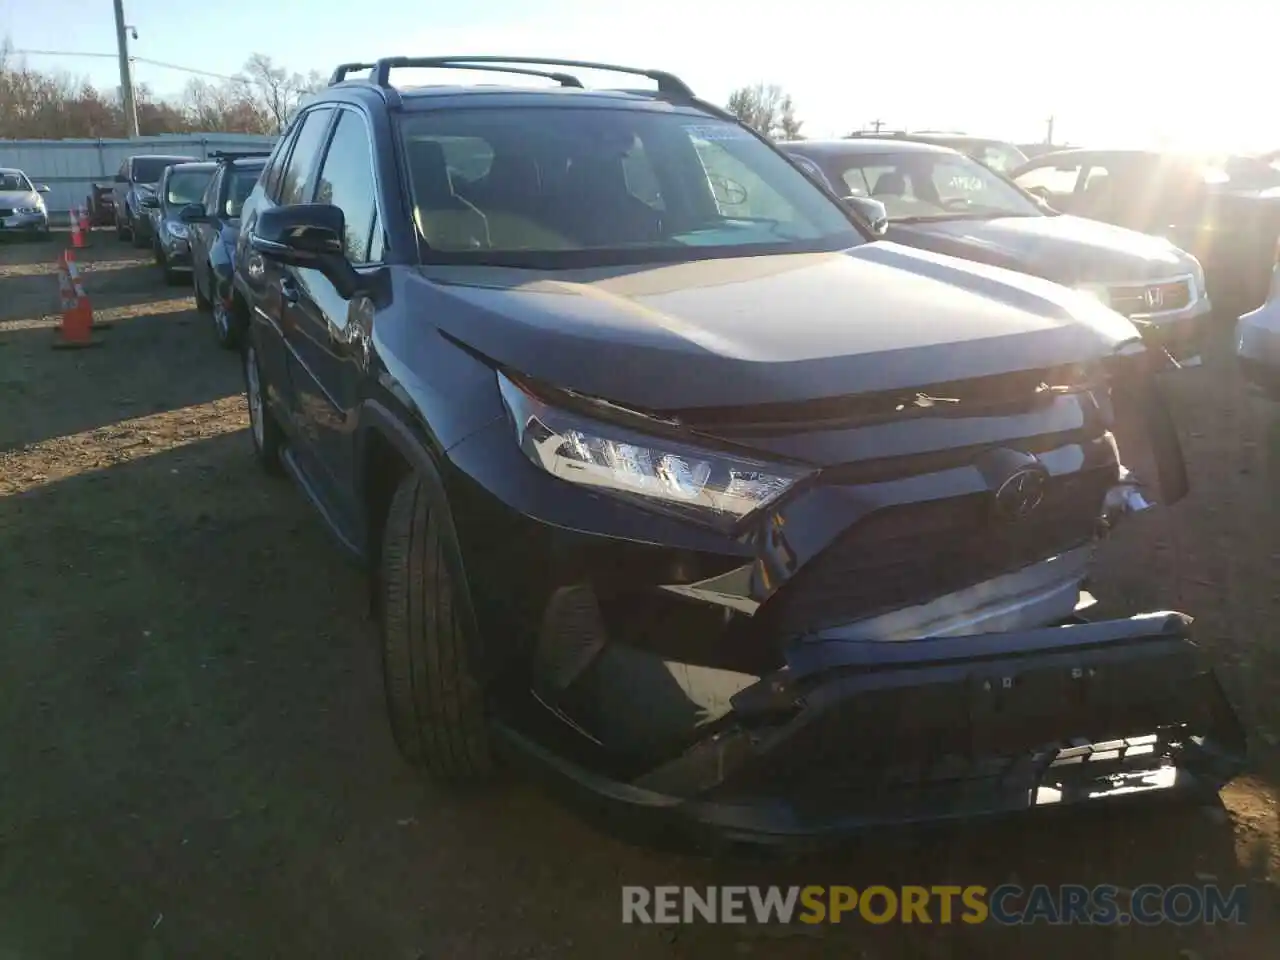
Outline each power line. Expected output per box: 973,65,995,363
10,48,245,82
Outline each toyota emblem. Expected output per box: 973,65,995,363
994,466,1048,520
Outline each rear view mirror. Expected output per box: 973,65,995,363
843,195,889,237
250,202,365,300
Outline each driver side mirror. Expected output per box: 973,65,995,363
139,194,161,209
35,183,50,194
179,202,209,224
843,195,889,237
250,203,364,300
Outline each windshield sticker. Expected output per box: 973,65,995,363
684,123,754,142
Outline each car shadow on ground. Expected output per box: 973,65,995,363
0,432,1272,960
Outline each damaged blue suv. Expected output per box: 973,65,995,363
232,56,1244,850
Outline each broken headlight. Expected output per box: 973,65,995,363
497,371,813,531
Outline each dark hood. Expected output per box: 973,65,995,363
408,242,1140,411
890,214,1199,286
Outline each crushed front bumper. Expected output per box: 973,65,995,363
496,611,1245,852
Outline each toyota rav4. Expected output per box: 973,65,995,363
231,56,1244,850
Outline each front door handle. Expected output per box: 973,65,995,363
280,276,299,305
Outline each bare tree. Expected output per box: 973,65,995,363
725,83,804,141
0,42,322,140
237,54,324,134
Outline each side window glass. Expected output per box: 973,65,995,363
279,107,334,206
263,134,293,201
313,110,378,264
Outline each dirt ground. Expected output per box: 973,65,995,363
1,232,1279,959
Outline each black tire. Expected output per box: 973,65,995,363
242,340,284,476
380,472,494,781
193,263,212,312
131,217,149,249
116,214,129,241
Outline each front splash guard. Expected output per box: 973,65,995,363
494,611,1246,852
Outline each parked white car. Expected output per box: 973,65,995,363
0,167,51,236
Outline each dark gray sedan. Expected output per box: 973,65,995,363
141,161,216,284
784,138,1211,364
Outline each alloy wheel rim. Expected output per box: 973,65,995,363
213,299,229,337
246,347,264,449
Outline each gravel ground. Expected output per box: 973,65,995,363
1,232,1278,959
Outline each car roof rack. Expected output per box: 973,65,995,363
208,150,272,162
330,56,695,99
329,59,583,88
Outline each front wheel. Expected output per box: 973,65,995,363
131,217,148,249
379,472,494,781
242,340,284,476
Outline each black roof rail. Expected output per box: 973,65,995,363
208,150,272,162
330,62,377,85
392,60,584,87
364,56,695,98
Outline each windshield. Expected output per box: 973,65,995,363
0,171,33,192
224,165,263,218
165,170,213,207
804,150,1044,222
397,107,863,266
133,157,193,184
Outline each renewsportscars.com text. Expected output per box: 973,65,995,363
621,884,1249,926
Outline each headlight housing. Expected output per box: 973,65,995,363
16,205,41,215
497,372,813,531
165,220,188,240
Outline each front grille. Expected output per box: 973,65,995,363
0,208,13,218
757,466,1115,637
1108,278,1193,316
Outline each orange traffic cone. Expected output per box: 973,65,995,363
51,249,104,349
70,209,85,249
77,205,91,246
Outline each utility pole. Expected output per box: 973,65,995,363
112,0,139,138
1045,114,1055,146
870,118,885,134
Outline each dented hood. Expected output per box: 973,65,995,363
418,242,1140,411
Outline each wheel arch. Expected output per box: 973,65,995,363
355,401,481,650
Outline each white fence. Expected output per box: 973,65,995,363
0,133,278,219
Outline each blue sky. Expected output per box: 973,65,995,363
4,0,1278,151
